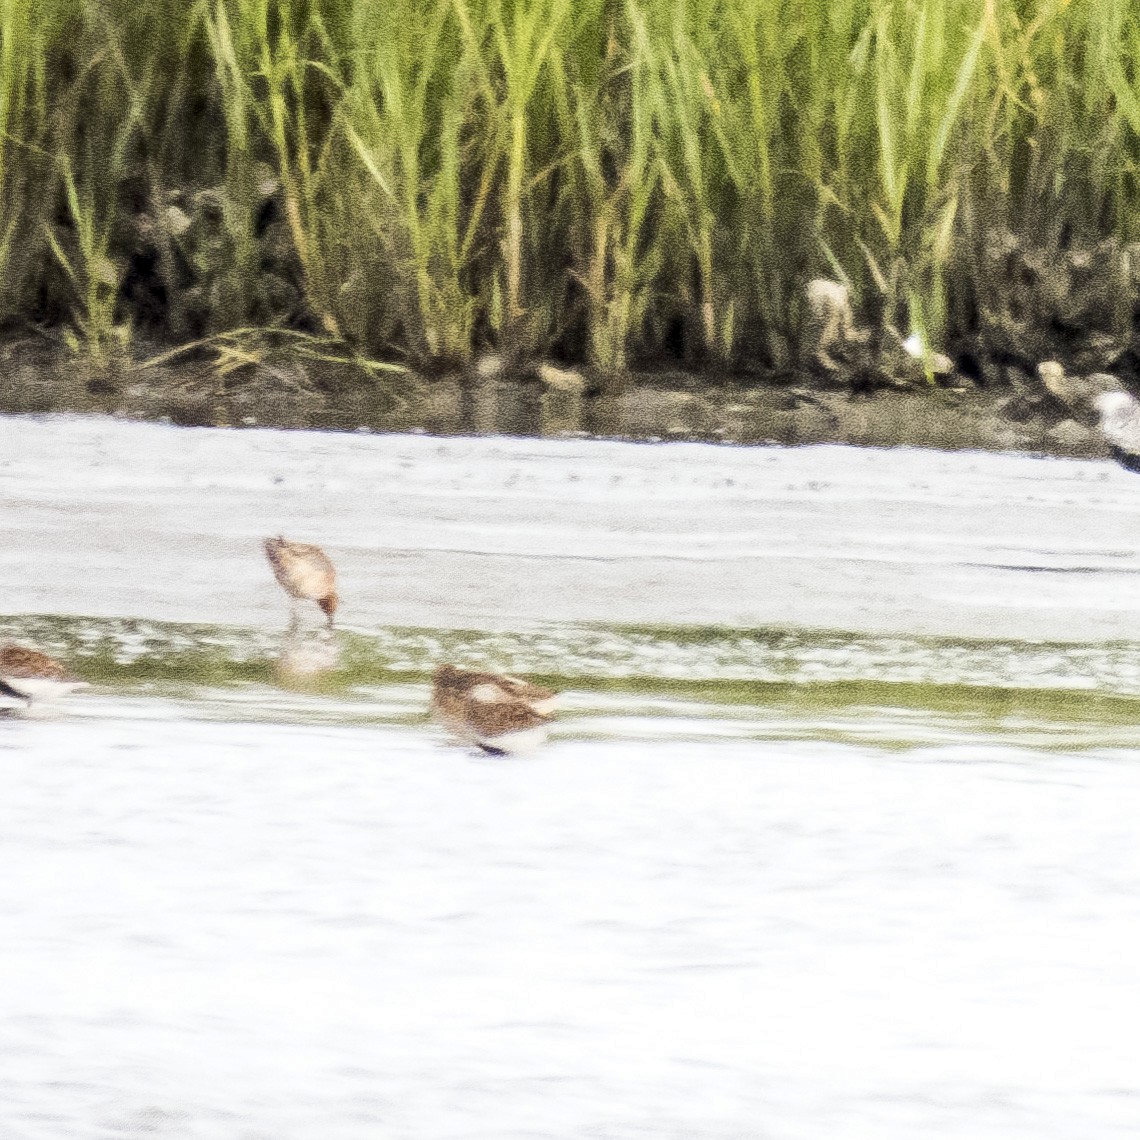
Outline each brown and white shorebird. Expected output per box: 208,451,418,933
263,535,339,629
430,664,558,755
0,644,87,709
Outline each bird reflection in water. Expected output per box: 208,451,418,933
273,629,341,691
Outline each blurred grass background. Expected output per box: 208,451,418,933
1,0,1138,388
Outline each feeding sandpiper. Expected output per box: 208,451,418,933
263,535,339,630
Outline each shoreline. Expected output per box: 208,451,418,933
1,413,1134,644
0,338,1109,461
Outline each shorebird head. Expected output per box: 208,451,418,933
318,591,338,627
433,663,466,690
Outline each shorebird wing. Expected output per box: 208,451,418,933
0,645,74,681
434,665,560,717
499,677,559,714
464,698,551,738
469,681,513,703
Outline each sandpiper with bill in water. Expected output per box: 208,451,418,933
263,535,339,630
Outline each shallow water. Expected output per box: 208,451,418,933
4,413,1140,639
2,414,1140,1138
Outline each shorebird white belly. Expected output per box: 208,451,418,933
476,724,551,755
5,678,89,702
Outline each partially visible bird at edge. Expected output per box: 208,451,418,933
1094,390,1140,473
0,644,87,710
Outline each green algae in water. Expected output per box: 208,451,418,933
5,613,1140,749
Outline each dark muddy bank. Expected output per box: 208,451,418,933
0,332,1113,459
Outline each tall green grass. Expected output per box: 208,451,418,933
5,0,1140,382
0,0,71,319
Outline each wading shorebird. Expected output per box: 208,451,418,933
0,644,87,711
431,664,558,756
263,535,338,629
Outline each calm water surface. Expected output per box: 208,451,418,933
2,415,1139,1138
